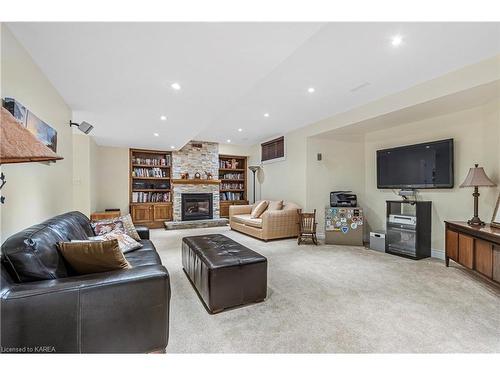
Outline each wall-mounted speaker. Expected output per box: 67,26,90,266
317,153,322,161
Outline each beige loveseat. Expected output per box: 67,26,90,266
229,200,300,241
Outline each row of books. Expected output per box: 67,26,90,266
219,159,241,169
132,155,171,166
220,173,244,180
132,192,170,203
221,183,244,190
220,192,244,201
132,167,168,178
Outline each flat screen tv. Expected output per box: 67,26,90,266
377,139,454,189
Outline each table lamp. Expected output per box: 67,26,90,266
460,164,496,226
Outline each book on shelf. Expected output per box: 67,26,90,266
220,172,244,180
132,167,168,177
132,154,171,167
132,191,170,203
220,192,243,201
221,182,244,190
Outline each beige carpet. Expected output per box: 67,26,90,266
150,226,500,353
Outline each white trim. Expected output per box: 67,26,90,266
431,248,445,260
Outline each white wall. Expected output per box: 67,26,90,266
1,24,73,240
306,135,365,234
72,133,98,216
95,145,129,214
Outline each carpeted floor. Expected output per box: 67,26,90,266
150,226,500,353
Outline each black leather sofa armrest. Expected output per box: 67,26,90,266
135,225,150,240
1,265,170,353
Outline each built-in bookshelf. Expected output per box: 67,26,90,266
218,154,248,217
129,148,173,227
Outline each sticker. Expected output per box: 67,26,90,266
335,221,342,227
333,227,341,231
347,214,352,219
351,223,357,230
352,217,358,222
341,226,349,234
357,220,363,226
340,218,347,223
332,208,338,215
339,208,346,214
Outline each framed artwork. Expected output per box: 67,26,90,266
3,97,58,152
492,193,500,229
25,111,58,152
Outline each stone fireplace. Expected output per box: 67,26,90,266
181,193,213,221
171,141,220,222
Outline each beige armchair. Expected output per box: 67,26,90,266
229,201,300,241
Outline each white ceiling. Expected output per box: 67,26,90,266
7,22,500,149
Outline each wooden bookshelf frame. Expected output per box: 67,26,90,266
129,148,173,228
218,154,249,218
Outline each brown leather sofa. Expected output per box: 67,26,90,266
0,211,170,353
229,200,300,241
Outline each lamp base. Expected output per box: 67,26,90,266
467,217,485,226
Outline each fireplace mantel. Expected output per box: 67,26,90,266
172,179,221,185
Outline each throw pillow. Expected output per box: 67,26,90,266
58,239,131,275
268,200,284,211
251,200,269,219
92,219,125,236
88,230,142,254
91,214,140,240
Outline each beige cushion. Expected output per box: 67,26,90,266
251,200,269,218
58,239,131,275
268,200,283,211
232,214,263,228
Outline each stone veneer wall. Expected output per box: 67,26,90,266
172,141,220,221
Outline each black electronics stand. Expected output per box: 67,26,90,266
385,200,432,260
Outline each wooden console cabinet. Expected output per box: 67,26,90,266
445,221,500,284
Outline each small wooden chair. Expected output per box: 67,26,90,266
297,209,318,245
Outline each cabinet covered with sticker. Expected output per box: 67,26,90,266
325,207,364,246
385,200,431,260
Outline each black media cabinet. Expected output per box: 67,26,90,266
386,200,432,260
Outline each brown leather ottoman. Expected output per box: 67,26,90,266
182,234,267,313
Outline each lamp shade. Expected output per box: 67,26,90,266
460,164,496,188
1,107,63,164
248,165,261,172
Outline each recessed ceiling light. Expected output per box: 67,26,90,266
160,115,167,121
264,113,270,117
170,145,175,149
226,139,231,143
238,128,243,132
154,133,159,137
307,87,315,93
391,35,403,47
171,82,181,90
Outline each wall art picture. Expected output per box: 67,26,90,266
3,97,58,152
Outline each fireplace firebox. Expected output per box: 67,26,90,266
181,193,213,221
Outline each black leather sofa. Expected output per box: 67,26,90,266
0,211,170,353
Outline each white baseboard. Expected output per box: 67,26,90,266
431,248,445,260
317,231,445,260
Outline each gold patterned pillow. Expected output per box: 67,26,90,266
91,214,140,240
88,230,142,253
